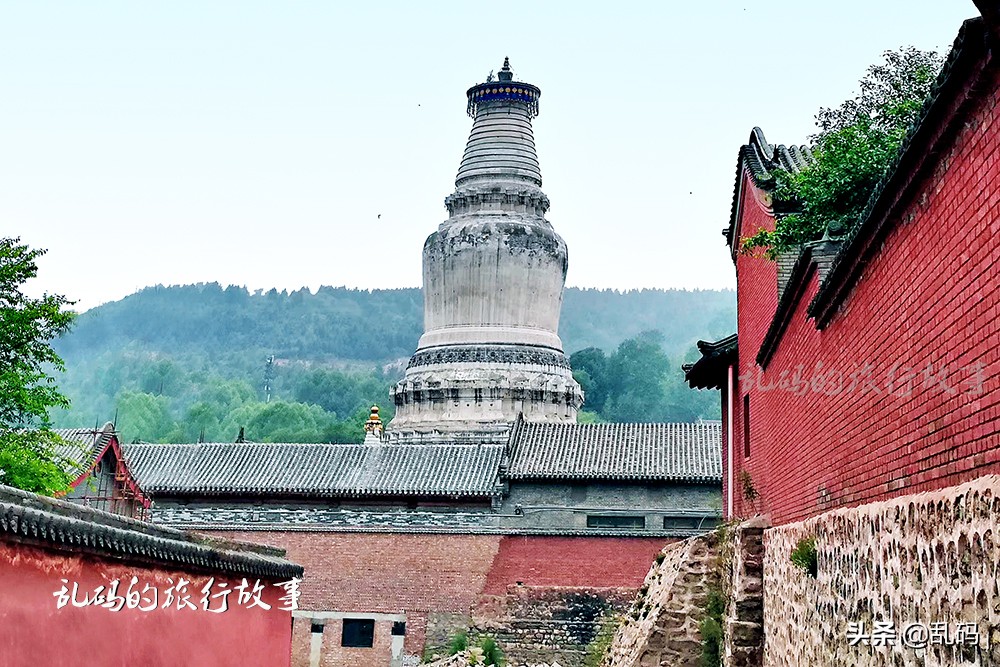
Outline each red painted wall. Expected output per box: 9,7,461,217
730,66,1000,525
0,542,292,667
732,176,780,520
482,535,671,594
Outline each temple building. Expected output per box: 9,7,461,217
122,60,722,667
54,422,150,519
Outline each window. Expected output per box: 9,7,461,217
663,516,722,530
391,621,406,636
341,619,375,648
587,515,645,529
743,394,751,458
311,622,324,634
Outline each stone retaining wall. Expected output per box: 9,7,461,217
723,520,764,667
763,474,1000,666
474,586,634,667
602,532,719,667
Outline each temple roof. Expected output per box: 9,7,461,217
0,483,301,579
683,334,738,390
506,418,722,483
51,422,116,478
124,442,506,498
725,127,815,254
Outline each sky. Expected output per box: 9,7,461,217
3,1,979,311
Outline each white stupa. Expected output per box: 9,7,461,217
389,58,583,439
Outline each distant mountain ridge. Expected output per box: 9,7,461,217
57,283,735,363
49,284,735,442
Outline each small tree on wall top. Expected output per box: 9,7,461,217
741,47,945,258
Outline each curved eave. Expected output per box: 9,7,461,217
506,473,722,484
147,487,497,499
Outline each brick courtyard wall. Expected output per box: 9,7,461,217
203,530,502,665
481,536,670,594
730,56,1000,526
472,536,671,666
202,531,672,666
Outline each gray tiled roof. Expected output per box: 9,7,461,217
51,423,115,478
507,419,722,482
0,484,302,579
124,442,505,498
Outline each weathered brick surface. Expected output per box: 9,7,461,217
762,475,1000,666
483,536,671,594
200,530,501,663
475,586,635,667
475,537,669,666
729,63,1000,525
201,531,668,665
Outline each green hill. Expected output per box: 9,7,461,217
50,284,735,443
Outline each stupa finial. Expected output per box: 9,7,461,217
465,58,539,118
498,57,513,82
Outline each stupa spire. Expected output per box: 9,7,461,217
459,59,542,188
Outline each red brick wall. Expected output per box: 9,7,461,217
203,531,674,665
482,535,671,594
732,176,780,519
731,65,1000,525
0,542,292,667
206,530,502,661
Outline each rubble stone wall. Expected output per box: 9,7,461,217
602,532,719,667
473,586,634,667
763,474,1000,666
724,521,765,667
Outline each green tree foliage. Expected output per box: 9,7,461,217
0,238,77,494
572,331,721,423
741,47,945,257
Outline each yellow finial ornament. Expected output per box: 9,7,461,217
363,405,383,437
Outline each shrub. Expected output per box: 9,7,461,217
476,636,504,667
448,630,468,656
739,470,758,503
741,47,944,257
790,536,819,578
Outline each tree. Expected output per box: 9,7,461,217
0,238,77,494
742,47,945,257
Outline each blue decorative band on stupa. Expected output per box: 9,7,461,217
465,57,540,117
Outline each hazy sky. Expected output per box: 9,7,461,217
4,1,978,311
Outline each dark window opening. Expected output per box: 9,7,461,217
743,394,751,458
587,515,645,529
391,621,406,636
342,618,375,648
311,622,324,634
663,516,722,530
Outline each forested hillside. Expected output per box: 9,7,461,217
50,284,735,443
